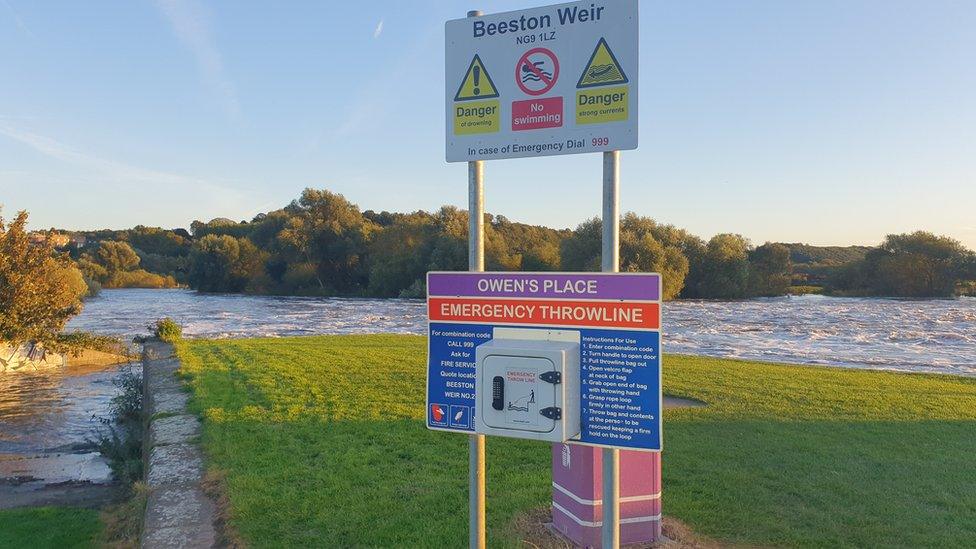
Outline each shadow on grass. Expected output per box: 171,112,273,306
200,416,551,548
198,411,976,548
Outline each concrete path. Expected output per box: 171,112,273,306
142,341,216,549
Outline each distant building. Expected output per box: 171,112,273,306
28,232,70,248
69,235,88,248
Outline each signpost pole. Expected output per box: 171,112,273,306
468,158,486,549
601,150,621,548
466,10,486,544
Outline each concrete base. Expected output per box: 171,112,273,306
142,340,217,549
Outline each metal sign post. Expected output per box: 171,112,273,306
602,150,620,547
432,4,655,547
467,13,486,549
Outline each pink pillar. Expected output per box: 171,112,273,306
551,443,661,548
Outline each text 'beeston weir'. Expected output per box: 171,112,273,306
472,4,608,37
439,302,644,323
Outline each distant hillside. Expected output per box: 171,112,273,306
782,243,871,266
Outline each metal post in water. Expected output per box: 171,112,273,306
601,150,621,548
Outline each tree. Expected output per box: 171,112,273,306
96,241,141,275
127,226,190,257
560,215,690,300
275,189,375,294
188,235,268,293
0,211,87,359
560,218,602,272
367,211,438,297
619,214,690,300
493,216,564,272
748,243,792,296
426,206,469,272
690,234,751,299
850,232,974,297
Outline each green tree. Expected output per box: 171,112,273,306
0,211,87,358
748,243,793,296
690,234,751,299
560,218,602,272
560,216,690,300
367,211,439,297
849,232,974,297
492,215,564,271
275,189,375,294
96,241,141,276
127,226,190,257
188,235,268,293
619,214,690,300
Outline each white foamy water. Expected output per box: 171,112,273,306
66,289,976,376
665,295,976,376
5,288,973,488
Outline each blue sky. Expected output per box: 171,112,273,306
1,0,974,248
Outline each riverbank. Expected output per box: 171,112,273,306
176,334,976,547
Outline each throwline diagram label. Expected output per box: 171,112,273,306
445,0,639,161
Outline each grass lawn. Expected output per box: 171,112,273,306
0,507,101,548
177,335,976,548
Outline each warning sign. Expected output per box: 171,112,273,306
516,48,559,96
454,55,499,102
454,99,500,135
512,97,563,131
576,86,628,125
444,0,639,161
576,38,628,89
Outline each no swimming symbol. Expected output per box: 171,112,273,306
516,48,559,96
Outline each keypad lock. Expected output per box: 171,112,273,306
492,376,505,411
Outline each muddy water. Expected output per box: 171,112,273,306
68,289,976,375
0,363,120,506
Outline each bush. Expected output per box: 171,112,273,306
93,366,143,485
831,232,974,297
107,269,179,289
83,275,102,297
789,285,824,295
957,281,976,297
57,331,131,356
150,318,182,342
0,211,88,353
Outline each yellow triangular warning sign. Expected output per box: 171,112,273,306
577,38,629,89
454,55,499,102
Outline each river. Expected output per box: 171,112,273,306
2,288,974,499
66,289,976,376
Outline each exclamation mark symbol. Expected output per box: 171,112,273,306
473,64,481,96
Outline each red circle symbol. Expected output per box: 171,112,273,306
515,47,559,96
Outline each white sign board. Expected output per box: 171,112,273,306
445,0,639,162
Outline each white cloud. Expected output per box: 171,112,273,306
154,0,240,120
334,23,437,138
373,19,384,39
1,0,33,37
0,121,248,205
